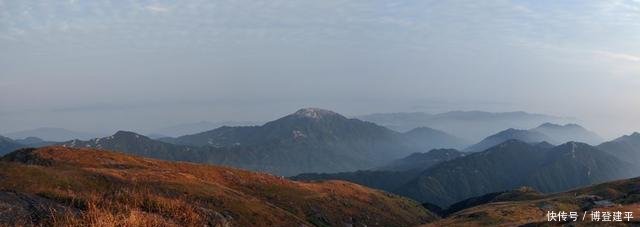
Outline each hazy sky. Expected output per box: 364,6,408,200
1,0,639,138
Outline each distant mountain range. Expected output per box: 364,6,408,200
397,140,637,207
595,132,640,163
61,131,198,161
3,107,639,226
13,137,56,147
44,113,640,208
4,127,103,142
464,123,604,152
4,107,636,213
464,128,554,152
148,120,261,138
60,108,468,176
292,148,466,193
0,135,55,155
400,127,469,150
295,133,640,207
0,135,24,155
3,145,637,226
531,122,603,144
0,146,436,226
357,111,570,141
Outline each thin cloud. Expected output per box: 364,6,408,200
592,50,640,62
515,41,640,63
145,5,170,13
1,0,639,137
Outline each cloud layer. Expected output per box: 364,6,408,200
0,0,639,137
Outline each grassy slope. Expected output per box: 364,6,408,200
422,177,640,227
0,146,436,227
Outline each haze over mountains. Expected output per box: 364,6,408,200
4,127,103,142
465,123,604,152
398,141,638,207
148,120,261,138
3,107,639,220
358,111,571,142
0,136,24,156
291,149,468,195
2,145,640,226
5,1,640,225
598,132,640,164
295,133,640,208
400,128,469,151
464,129,554,152
55,107,605,179
377,149,466,172
0,135,56,155
61,131,198,162
531,123,604,145
58,108,467,176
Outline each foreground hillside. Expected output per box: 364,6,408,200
425,177,640,226
0,147,436,226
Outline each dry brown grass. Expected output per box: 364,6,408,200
422,177,640,227
0,146,435,227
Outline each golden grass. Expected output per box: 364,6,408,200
0,147,435,227
422,177,640,227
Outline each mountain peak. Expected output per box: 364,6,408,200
14,137,46,145
0,135,12,142
537,122,585,130
496,128,530,136
532,122,602,145
538,123,561,128
564,123,582,128
613,132,640,142
112,131,145,139
292,108,342,119
464,128,552,152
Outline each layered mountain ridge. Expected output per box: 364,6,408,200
357,111,569,141
532,122,604,145
295,137,640,207
0,135,24,156
464,128,554,152
4,127,103,142
464,122,605,152
5,108,638,221
60,108,467,176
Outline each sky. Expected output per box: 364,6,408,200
1,0,639,138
